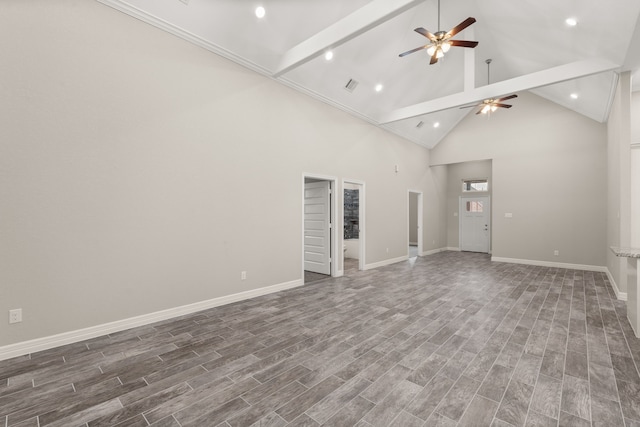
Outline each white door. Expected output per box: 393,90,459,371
304,181,331,274
460,196,490,253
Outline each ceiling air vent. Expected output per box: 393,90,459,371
344,79,359,93
416,121,424,128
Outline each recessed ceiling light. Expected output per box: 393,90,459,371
433,122,440,128
570,93,579,99
255,6,266,19
324,51,333,61
375,84,383,92
565,17,577,26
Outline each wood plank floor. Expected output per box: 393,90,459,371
2,251,640,426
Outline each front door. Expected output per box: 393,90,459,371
460,196,490,253
304,181,331,274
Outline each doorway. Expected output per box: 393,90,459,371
408,190,423,258
459,196,491,253
303,175,338,283
343,180,365,275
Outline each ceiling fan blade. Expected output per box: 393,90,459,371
475,109,484,115
414,27,436,41
494,103,513,108
399,45,429,57
430,51,439,65
449,40,479,48
494,94,518,102
459,105,478,109
447,17,476,37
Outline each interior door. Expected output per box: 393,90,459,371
304,181,331,274
460,196,490,253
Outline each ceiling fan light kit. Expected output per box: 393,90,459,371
399,0,478,64
458,59,518,116
398,2,517,118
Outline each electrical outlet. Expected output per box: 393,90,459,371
554,250,559,256
386,248,389,253
241,271,247,280
9,309,22,324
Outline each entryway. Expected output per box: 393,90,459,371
459,195,491,253
408,190,423,258
343,180,365,276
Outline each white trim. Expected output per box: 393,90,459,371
96,0,273,76
343,179,366,272
493,257,628,300
95,1,430,149
408,190,423,257
492,256,607,272
446,247,461,251
422,247,447,256
602,71,620,123
605,267,628,301
364,255,407,270
0,279,303,361
629,317,639,338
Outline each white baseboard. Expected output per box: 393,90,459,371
364,255,408,270
491,256,606,272
0,279,303,362
446,247,461,251
422,247,447,256
629,315,639,338
605,268,627,301
492,257,629,300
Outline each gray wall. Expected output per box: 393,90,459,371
0,1,445,347
431,91,607,267
427,165,449,251
445,161,492,249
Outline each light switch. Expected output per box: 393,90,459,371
505,213,513,218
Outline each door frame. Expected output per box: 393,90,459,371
459,195,491,253
302,174,338,280
408,190,423,257
343,179,366,273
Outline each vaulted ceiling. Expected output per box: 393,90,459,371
99,0,640,148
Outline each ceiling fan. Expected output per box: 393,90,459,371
461,59,518,114
399,0,478,65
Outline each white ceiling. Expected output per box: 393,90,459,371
99,0,640,148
